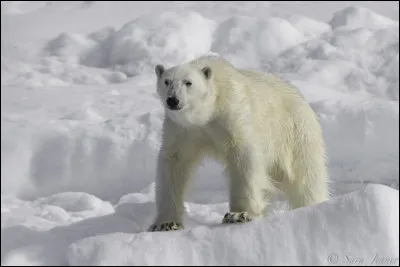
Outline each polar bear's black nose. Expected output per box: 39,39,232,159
166,97,180,110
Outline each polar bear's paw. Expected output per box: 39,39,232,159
222,211,252,224
147,222,184,232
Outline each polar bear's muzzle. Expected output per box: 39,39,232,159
166,96,182,111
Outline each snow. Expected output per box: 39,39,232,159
65,184,399,266
329,6,399,30
1,1,399,266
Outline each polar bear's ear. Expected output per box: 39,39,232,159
155,64,165,79
201,66,212,80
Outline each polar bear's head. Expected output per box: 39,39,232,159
155,63,215,127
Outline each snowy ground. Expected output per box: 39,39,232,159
1,1,399,266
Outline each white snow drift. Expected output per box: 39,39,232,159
66,184,399,266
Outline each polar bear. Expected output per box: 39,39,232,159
148,55,329,232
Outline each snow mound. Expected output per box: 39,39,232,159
287,15,331,38
35,192,114,214
3,5,398,96
1,192,114,231
66,184,399,266
271,24,399,101
3,11,215,87
329,6,399,30
80,11,216,77
44,33,95,59
309,97,399,185
211,15,307,68
116,183,155,205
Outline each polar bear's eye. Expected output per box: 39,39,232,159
185,81,192,87
164,80,170,86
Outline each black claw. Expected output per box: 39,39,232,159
222,212,252,224
147,221,183,232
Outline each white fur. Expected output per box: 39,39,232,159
152,55,330,227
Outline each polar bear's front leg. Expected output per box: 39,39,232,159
149,155,187,231
148,133,205,232
223,145,272,224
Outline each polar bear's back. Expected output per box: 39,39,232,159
187,55,304,100
186,55,316,126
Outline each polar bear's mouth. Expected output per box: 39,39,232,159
168,106,182,111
